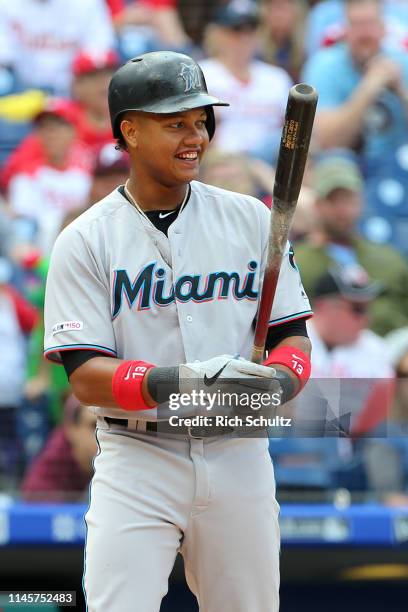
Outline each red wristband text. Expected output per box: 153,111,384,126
264,346,311,391
112,360,156,411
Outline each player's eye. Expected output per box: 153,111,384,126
196,120,206,128
169,121,184,129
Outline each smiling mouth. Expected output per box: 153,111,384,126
175,152,199,161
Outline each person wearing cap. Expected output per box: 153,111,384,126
300,264,395,440
295,153,408,336
200,0,293,163
71,50,120,149
6,99,93,254
295,265,401,503
307,264,391,375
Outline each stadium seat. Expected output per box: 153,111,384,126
269,438,340,490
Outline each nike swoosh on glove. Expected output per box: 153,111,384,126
179,355,282,415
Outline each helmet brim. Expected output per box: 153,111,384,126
113,93,229,140
116,93,229,117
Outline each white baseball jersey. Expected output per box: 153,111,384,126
307,320,394,379
44,180,311,419
199,58,292,154
0,0,115,94
9,155,92,254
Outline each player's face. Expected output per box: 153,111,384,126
317,188,361,241
346,1,384,65
125,108,209,186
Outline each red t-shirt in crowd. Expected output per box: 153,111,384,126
21,427,91,502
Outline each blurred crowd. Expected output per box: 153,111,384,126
0,0,408,506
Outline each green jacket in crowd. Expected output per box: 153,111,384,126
294,237,408,336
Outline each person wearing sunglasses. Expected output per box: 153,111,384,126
200,0,293,164
306,264,390,377
284,264,394,452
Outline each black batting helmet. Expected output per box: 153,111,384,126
108,51,229,141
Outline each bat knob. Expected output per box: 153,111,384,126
291,83,319,105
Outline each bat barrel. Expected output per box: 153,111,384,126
273,84,318,206
251,83,318,363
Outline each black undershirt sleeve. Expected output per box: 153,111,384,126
264,318,309,352
61,350,106,378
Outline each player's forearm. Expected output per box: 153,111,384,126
265,335,312,401
69,356,157,409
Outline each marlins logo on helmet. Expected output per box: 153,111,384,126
179,63,201,92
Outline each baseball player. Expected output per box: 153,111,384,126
44,51,312,612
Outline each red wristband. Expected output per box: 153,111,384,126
264,346,311,391
112,360,156,411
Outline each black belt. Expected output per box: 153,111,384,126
104,417,234,439
105,417,158,432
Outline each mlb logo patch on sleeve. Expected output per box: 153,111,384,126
52,321,84,335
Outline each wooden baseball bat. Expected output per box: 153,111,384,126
251,83,318,364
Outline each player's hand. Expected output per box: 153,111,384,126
179,355,283,414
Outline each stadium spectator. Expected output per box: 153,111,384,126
307,265,390,378
21,395,97,502
6,99,93,254
112,0,190,60
297,265,395,439
295,154,408,336
200,0,292,164
0,0,115,96
0,257,38,486
285,265,394,495
71,49,119,151
258,0,308,81
302,0,408,173
0,51,118,179
305,0,408,58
